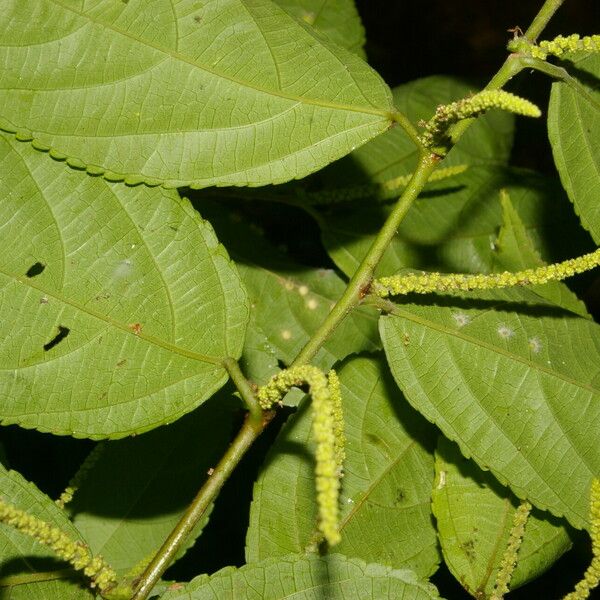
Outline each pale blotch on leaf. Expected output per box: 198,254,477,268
452,312,470,328
497,324,515,340
112,259,134,280
302,11,316,25
306,298,318,310
281,329,292,340
298,285,309,296
529,337,542,353
283,280,294,291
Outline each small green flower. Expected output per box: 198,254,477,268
490,501,531,600
563,479,600,600
420,90,540,153
257,366,345,546
372,248,600,297
0,497,118,594
510,33,600,60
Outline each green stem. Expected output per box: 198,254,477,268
390,110,425,152
223,357,263,422
131,410,268,600
292,154,438,367
524,0,566,42
516,57,600,110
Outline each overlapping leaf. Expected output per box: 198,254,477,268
68,394,238,576
160,554,441,600
246,355,440,576
0,132,248,438
197,198,380,371
274,0,366,57
304,75,514,205
548,54,600,242
380,285,600,530
0,0,393,188
0,466,93,599
433,437,571,598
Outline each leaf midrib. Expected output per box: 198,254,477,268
47,0,392,120
384,303,599,396
1,267,223,366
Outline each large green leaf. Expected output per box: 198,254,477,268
0,0,393,188
0,132,248,438
433,437,571,598
0,466,93,599
160,554,441,600
274,0,366,58
197,198,380,371
68,394,238,576
548,54,600,242
379,286,600,530
246,355,440,576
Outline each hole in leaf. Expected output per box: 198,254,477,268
43,326,70,351
25,262,45,278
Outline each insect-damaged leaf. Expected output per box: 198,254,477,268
0,133,248,438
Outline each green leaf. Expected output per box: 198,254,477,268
246,354,440,576
548,54,600,242
197,198,380,371
492,190,588,318
319,166,590,279
0,466,93,599
433,437,571,598
273,0,366,58
379,287,600,530
67,394,238,576
160,554,442,600
0,0,393,188
0,132,248,438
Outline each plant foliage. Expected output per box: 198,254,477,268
0,1,599,599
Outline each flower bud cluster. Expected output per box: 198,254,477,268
373,248,600,298
258,366,345,546
0,498,117,593
491,502,531,600
420,90,541,152
510,34,600,60
564,479,600,600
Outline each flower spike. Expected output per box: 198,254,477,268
258,365,345,546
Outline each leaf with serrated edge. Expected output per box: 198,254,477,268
0,0,393,188
548,54,600,243
159,554,441,600
246,354,440,577
68,394,238,576
380,286,600,530
197,198,380,371
274,0,366,58
433,437,571,598
0,466,93,599
0,132,248,438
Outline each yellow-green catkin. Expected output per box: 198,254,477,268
372,248,600,298
257,366,344,546
510,34,600,60
300,165,468,206
490,501,532,600
0,497,118,593
56,442,105,509
564,479,600,600
420,90,541,151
